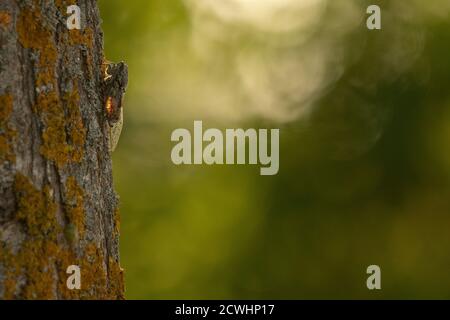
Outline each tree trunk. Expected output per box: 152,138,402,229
0,0,124,299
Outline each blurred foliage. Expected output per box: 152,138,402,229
99,0,450,299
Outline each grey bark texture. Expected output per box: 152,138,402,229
0,0,124,299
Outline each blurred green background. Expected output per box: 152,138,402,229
98,0,450,299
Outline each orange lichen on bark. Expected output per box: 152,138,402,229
16,6,86,168
69,28,94,46
36,84,86,167
9,173,58,299
17,6,66,166
0,244,19,299
17,7,57,88
55,246,78,299
0,11,11,29
0,174,61,299
1,238,124,299
64,176,85,238
0,94,16,163
79,244,125,300
58,243,124,299
14,173,58,239
64,85,86,163
19,241,59,299
38,87,86,167
0,94,13,120
80,243,107,294
0,174,124,299
108,257,125,300
36,92,71,167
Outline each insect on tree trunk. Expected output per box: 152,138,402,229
0,0,125,299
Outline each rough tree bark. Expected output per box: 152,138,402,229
0,0,124,299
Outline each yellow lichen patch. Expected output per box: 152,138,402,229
0,244,19,299
108,257,125,300
16,6,74,168
64,85,86,163
55,246,79,299
80,243,107,297
1,238,125,299
1,174,62,299
14,173,58,239
0,94,13,121
0,11,11,29
16,4,88,168
0,240,54,299
69,28,93,47
64,176,85,238
17,7,58,89
16,4,87,168
37,92,71,168
0,94,16,163
57,243,125,300
1,239,77,299
20,240,59,299
0,132,16,163
35,86,86,167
